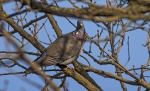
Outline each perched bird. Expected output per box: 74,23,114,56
25,20,86,75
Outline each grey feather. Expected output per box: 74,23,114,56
24,20,86,75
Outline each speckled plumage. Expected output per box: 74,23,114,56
25,20,86,74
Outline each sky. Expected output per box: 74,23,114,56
0,0,149,91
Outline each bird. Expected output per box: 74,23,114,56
24,20,86,75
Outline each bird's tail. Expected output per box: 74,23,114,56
24,61,41,76
24,52,46,76
24,67,33,76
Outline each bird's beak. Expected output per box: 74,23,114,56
80,23,83,27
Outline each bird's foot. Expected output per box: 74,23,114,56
56,64,73,70
66,65,73,69
63,65,74,71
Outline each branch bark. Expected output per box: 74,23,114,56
0,4,103,91
10,0,150,22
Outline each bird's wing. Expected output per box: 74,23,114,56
45,33,82,64
36,52,46,63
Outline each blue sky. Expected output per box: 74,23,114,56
0,1,149,91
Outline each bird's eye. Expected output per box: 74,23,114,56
76,32,79,34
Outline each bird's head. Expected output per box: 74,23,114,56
73,20,86,39
77,20,84,30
